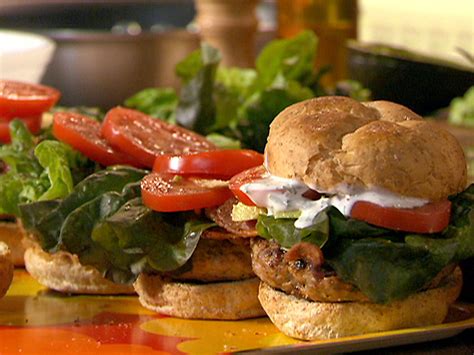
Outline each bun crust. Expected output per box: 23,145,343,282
134,274,265,320
258,267,463,340
0,242,13,298
24,246,134,294
266,97,467,200
0,221,26,266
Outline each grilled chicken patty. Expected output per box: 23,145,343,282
251,238,370,302
168,238,255,282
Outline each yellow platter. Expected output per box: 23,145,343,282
0,270,472,354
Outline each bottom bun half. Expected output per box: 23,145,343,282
24,246,134,295
0,242,13,298
134,274,266,320
258,267,463,340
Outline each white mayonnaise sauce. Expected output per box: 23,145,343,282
240,175,428,229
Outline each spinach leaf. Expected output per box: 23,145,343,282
59,186,140,266
175,43,221,133
328,207,388,239
19,167,147,251
326,238,442,303
92,199,214,282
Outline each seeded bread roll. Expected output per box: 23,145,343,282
24,246,134,295
265,97,467,200
258,267,463,340
0,242,13,298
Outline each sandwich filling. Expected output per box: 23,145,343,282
240,172,428,228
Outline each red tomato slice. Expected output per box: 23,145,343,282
0,80,60,119
350,200,452,233
52,112,137,167
141,172,233,212
102,107,215,168
229,166,267,206
153,150,264,180
0,116,42,143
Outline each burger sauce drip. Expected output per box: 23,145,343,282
241,174,429,229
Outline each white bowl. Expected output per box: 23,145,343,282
0,30,56,83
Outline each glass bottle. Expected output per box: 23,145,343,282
277,0,357,86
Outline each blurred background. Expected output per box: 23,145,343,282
0,0,472,106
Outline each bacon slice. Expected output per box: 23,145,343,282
206,198,258,237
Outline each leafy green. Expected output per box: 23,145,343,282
449,86,474,127
92,200,214,282
125,31,371,152
172,32,318,151
327,238,442,303
35,141,75,201
205,133,241,149
0,120,88,216
256,185,474,303
256,30,318,88
19,165,215,284
257,212,329,249
175,43,221,134
124,88,178,123
19,166,147,251
334,80,372,101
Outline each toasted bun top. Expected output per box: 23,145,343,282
265,97,467,200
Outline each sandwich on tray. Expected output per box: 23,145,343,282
228,96,473,339
19,105,267,319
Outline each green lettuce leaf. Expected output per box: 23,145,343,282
0,120,88,215
256,30,318,87
124,88,178,123
92,199,214,282
257,212,329,249
19,166,147,251
175,43,221,133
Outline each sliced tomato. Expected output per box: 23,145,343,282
229,166,267,206
350,200,452,233
0,116,42,143
153,149,264,180
0,80,60,119
141,172,233,212
102,107,215,168
52,112,137,167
